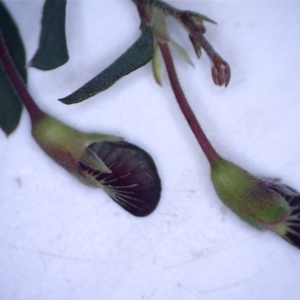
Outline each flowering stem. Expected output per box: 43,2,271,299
158,41,220,166
0,29,44,122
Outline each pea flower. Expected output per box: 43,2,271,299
150,2,300,248
0,16,161,217
146,3,300,248
31,114,161,217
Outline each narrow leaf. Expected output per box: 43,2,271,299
170,39,194,67
84,141,161,217
152,42,164,86
59,26,154,105
191,12,217,25
189,34,201,58
29,0,68,70
0,1,26,135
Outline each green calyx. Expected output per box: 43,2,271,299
210,158,290,229
31,114,120,185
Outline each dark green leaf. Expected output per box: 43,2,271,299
29,0,68,70
59,26,153,105
0,1,26,135
80,140,161,217
0,65,23,135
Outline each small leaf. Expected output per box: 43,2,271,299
59,26,154,105
29,0,68,70
82,141,161,217
189,34,201,58
0,1,26,135
191,12,217,25
152,42,164,86
170,39,194,67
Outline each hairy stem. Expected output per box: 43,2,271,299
159,41,220,166
0,29,44,122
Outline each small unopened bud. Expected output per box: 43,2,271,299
211,55,231,87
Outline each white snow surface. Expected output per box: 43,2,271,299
1,1,300,299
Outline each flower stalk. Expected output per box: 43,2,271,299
158,41,220,166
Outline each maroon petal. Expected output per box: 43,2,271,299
267,181,300,249
81,141,161,217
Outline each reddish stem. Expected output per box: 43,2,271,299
159,41,220,166
0,30,44,123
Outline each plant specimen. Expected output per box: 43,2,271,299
0,0,161,217
58,0,300,249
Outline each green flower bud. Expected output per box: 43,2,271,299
0,0,162,217
211,157,300,248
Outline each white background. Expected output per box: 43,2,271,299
1,1,300,299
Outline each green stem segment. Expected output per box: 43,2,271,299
158,41,220,165
0,29,44,122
